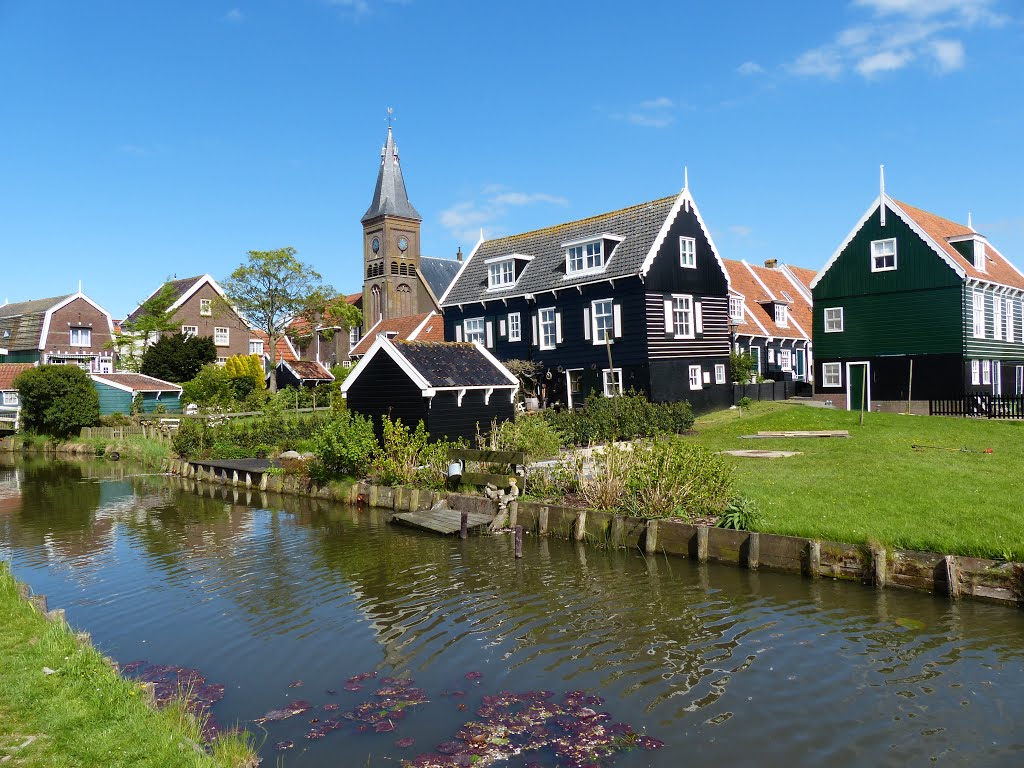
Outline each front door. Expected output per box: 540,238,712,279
846,361,871,412
794,349,806,381
565,368,584,409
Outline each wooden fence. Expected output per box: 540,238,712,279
930,394,1024,419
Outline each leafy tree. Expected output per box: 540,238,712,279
107,282,183,372
180,364,235,409
224,354,265,399
14,365,100,437
140,333,217,383
222,247,333,393
730,350,758,385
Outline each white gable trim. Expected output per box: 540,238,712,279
439,232,486,306
340,336,431,396
470,341,521,387
742,260,777,302
39,292,115,351
780,265,813,303
408,311,437,341
742,300,772,338
638,187,730,290
348,316,383,357
90,375,182,394
278,359,334,382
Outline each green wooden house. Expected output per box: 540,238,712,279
811,171,1024,413
91,373,182,415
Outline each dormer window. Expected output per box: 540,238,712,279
485,254,533,290
974,240,987,271
729,296,744,322
871,238,897,272
947,233,990,272
774,304,788,327
562,234,622,277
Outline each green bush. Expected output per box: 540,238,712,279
180,365,235,410
170,412,327,459
730,350,757,384
716,496,760,530
309,411,377,480
370,416,458,490
14,365,100,438
171,419,206,458
481,414,563,460
98,413,132,427
543,391,694,445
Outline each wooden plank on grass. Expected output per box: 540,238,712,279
448,449,526,465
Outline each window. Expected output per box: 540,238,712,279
714,364,726,384
487,259,515,289
778,349,792,370
822,362,842,387
249,340,264,355
507,312,521,342
871,238,897,272
1004,297,1014,342
181,325,198,338
216,357,227,366
975,241,987,271
982,360,991,385
214,327,230,346
824,307,844,333
670,295,693,338
767,348,775,364
2,392,18,406
591,299,614,343
463,317,485,344
1016,366,1023,396
679,237,696,269
688,365,702,390
200,298,212,316
973,291,985,338
774,304,788,327
602,369,623,397
729,297,743,322
567,241,603,274
971,360,980,385
69,327,91,346
349,327,361,347
993,296,1003,341
538,308,557,350
343,360,352,369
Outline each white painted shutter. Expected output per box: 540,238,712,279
583,308,591,340
555,312,563,344
613,304,622,338
486,321,494,348
531,315,538,344
664,298,673,334
695,302,703,334
499,319,506,337
455,326,463,342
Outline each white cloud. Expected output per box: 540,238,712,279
789,0,1002,80
440,187,569,243
222,8,244,22
612,97,676,128
736,61,765,76
729,225,753,237
325,0,371,18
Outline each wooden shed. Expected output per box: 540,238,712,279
340,338,519,443
91,373,182,415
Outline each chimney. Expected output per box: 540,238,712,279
456,247,463,262
764,258,778,269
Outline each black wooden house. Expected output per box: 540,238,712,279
439,182,733,412
340,337,519,442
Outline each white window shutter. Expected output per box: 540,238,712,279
486,321,494,348
499,319,506,337
583,308,591,340
664,298,673,333
455,326,463,342
531,315,538,344
613,304,622,337
555,312,563,344
695,302,703,334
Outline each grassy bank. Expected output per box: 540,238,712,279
0,563,256,767
689,402,1024,560
10,433,173,469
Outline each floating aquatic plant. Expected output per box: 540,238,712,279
121,661,227,741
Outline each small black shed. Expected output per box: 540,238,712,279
341,337,519,442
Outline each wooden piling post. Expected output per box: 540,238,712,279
807,541,821,578
747,532,760,570
460,511,468,540
508,500,518,529
944,555,960,598
514,525,523,558
538,506,549,536
644,519,658,555
574,511,587,541
611,516,625,549
872,546,887,588
696,526,709,562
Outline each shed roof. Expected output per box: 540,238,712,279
278,359,334,382
349,311,442,358
0,363,35,391
91,373,182,393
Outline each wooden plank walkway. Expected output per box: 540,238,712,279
391,507,494,535
740,430,850,439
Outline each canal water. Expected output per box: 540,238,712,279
2,458,1023,767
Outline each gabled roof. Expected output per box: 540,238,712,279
0,295,72,319
277,359,334,382
124,274,243,326
420,256,462,300
342,337,518,396
91,373,182,394
361,126,421,223
441,193,688,306
0,292,113,351
349,311,443,358
252,329,298,362
724,260,810,341
0,363,35,391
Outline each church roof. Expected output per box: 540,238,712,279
420,256,461,299
361,127,421,223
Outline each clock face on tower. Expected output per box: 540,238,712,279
371,237,380,254
398,236,409,252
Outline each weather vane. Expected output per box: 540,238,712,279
387,106,395,127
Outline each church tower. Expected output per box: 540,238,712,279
361,125,423,325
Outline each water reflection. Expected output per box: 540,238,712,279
2,458,1024,767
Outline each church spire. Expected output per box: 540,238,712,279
361,125,421,223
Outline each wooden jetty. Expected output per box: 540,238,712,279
392,506,493,535
187,458,281,481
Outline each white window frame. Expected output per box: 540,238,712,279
199,298,212,316
1016,366,1023,396
822,362,842,388
993,296,1003,341
463,317,485,344
591,299,614,344
671,295,694,339
729,296,743,322
213,327,230,346
507,312,521,342
249,339,264,355
871,238,897,272
538,308,557,350
566,240,604,275
2,392,18,406
982,360,991,385
824,307,844,333
487,259,515,290
778,349,792,371
971,360,980,385
973,291,985,339
216,356,227,366
679,236,696,269
1003,297,1014,342
349,326,361,347
975,241,987,271
69,327,91,347
714,363,726,384
688,364,702,390
774,304,788,327
602,368,623,397
181,325,198,338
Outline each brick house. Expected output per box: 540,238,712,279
0,292,115,372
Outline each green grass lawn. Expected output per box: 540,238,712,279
688,402,1024,561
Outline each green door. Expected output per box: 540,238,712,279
847,362,870,412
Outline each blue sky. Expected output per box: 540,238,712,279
2,0,1022,318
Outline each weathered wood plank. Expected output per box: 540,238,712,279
391,507,493,535
448,449,526,465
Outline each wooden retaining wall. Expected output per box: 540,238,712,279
162,461,1023,609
